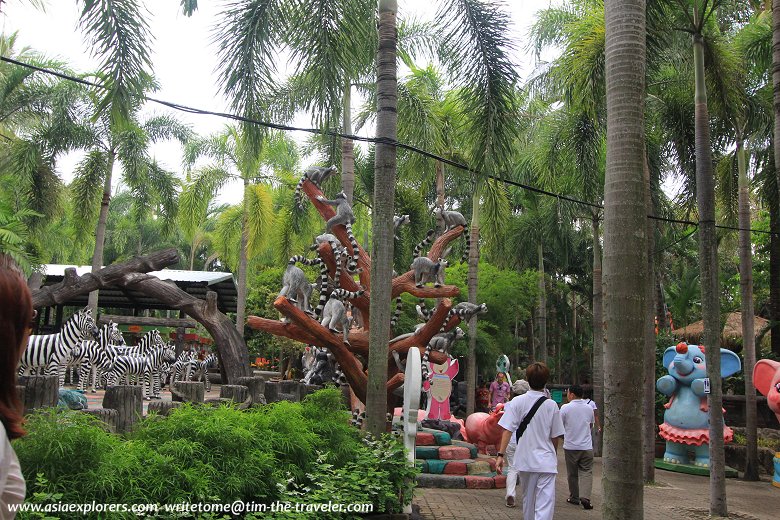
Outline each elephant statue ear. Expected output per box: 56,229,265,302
753,359,780,396
662,346,677,370
719,349,742,378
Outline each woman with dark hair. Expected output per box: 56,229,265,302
0,255,31,518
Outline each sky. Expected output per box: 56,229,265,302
1,0,555,204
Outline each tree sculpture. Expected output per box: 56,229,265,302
247,176,468,405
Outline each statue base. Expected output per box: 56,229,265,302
654,459,738,478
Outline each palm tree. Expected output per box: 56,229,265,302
603,0,647,518
434,0,519,415
182,128,291,335
364,0,399,436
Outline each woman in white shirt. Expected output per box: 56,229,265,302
0,255,31,519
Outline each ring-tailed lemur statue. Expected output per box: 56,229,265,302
416,299,434,321
321,289,364,344
411,257,448,288
420,327,466,380
280,256,323,316
310,233,343,254
413,229,435,259
433,207,470,262
393,214,410,240
294,165,338,209
316,191,360,273
447,302,488,324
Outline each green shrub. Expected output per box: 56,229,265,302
14,389,415,519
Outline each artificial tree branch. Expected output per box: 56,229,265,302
274,295,368,402
391,226,465,299
302,180,371,289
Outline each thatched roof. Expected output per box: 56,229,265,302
671,312,771,352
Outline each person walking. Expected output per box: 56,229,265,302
496,363,564,520
489,372,510,411
560,385,595,510
0,255,32,519
504,379,530,508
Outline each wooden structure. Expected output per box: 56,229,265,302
247,179,464,404
30,249,251,384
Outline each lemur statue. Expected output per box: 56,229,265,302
294,165,338,209
393,214,410,239
281,256,323,316
433,207,470,262
449,302,488,322
320,289,364,344
316,191,360,273
421,327,465,380
411,257,448,288
310,233,343,254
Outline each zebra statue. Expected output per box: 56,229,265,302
188,354,218,392
103,330,166,386
19,307,99,387
70,322,126,393
104,345,176,400
169,350,196,385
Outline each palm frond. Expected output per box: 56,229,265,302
142,113,193,144
70,150,108,237
77,0,154,123
245,183,274,258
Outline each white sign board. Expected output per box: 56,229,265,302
703,378,710,394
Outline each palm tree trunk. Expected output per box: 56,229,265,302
235,178,250,338
342,80,356,204
537,243,547,364
466,188,481,416
87,151,115,315
693,27,727,517
643,153,656,484
737,136,759,481
603,0,646,517
435,161,446,233
366,0,397,436
772,0,780,357
592,212,604,457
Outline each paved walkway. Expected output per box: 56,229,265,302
415,451,777,519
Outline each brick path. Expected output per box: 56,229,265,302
415,450,777,519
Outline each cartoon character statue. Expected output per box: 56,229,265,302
753,359,780,488
464,402,506,454
423,357,459,420
656,342,741,467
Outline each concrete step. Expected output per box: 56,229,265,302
415,473,506,489
416,458,495,476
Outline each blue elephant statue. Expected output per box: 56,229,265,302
656,342,741,467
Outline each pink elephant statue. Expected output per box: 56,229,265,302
754,359,780,425
464,403,506,454
753,359,780,488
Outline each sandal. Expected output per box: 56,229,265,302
567,498,580,506
581,498,593,510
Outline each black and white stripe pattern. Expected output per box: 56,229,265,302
390,297,403,327
105,346,176,399
73,322,125,392
461,224,470,263
344,223,360,272
189,354,218,391
413,230,435,259
20,308,98,387
330,288,364,301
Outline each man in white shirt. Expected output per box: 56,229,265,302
496,362,564,520
560,385,595,510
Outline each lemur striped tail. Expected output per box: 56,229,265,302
315,261,330,318
461,224,470,263
390,297,403,327
421,345,432,381
416,299,433,322
289,255,323,266
333,248,348,288
344,223,360,272
413,229,435,259
293,176,306,210
330,288,365,301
